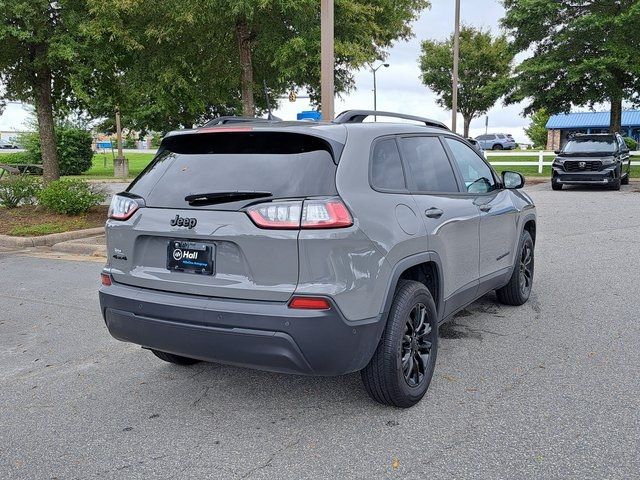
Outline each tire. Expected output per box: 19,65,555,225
151,349,200,365
610,177,621,191
621,172,629,185
361,280,438,408
492,144,504,150
496,230,534,306
551,177,562,190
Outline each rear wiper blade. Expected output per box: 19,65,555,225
185,191,272,206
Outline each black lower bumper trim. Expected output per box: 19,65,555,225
99,283,383,376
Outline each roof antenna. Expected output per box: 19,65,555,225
263,80,273,120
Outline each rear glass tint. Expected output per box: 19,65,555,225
371,138,406,190
128,132,339,209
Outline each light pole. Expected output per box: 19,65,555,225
321,0,335,121
372,63,389,121
451,0,461,133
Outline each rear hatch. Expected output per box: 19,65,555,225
106,129,342,302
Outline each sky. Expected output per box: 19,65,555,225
274,0,532,141
0,0,533,142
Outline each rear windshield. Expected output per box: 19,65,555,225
128,132,339,210
563,137,616,154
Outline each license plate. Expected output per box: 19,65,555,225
167,240,214,275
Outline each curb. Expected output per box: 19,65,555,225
0,227,105,248
51,237,107,257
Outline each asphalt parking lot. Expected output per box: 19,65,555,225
1,182,639,479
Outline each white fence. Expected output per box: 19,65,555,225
485,150,640,173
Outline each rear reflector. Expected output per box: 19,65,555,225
288,297,331,310
101,273,112,286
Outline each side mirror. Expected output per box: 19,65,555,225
502,171,525,189
554,150,561,155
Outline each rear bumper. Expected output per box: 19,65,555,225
552,165,618,184
99,282,383,376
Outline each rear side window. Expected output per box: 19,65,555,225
128,132,338,210
371,138,406,190
399,136,459,193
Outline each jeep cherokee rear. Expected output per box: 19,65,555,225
99,111,536,408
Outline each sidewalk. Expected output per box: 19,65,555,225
51,234,106,257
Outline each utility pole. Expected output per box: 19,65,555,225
321,0,335,121
372,63,389,121
451,0,461,133
114,106,128,179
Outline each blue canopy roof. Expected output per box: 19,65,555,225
546,110,640,129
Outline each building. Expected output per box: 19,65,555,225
0,130,28,142
546,110,640,150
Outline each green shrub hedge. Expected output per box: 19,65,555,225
623,137,638,151
0,176,42,208
37,179,106,215
17,126,94,175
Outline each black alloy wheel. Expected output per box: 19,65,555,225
402,303,434,387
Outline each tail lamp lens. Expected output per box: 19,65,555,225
247,202,302,229
108,194,141,221
101,273,112,286
288,296,331,310
301,200,352,228
247,198,352,230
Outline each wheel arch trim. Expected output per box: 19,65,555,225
379,252,445,323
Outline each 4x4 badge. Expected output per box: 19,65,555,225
170,215,197,228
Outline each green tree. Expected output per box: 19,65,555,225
524,108,550,148
84,0,430,121
419,26,513,137
502,0,640,133
0,0,90,181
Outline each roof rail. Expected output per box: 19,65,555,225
202,116,280,127
333,110,450,130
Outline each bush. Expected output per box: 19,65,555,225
623,137,637,151
124,136,137,149
17,126,94,175
37,179,106,215
0,176,42,208
0,152,33,165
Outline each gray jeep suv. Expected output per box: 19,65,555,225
99,110,536,407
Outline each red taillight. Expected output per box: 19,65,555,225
101,273,112,286
301,199,353,229
108,194,141,221
246,198,352,230
247,201,302,229
288,296,331,310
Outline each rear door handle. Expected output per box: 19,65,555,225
425,208,444,219
478,205,492,213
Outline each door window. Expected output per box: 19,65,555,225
444,137,497,194
370,138,406,190
399,136,459,193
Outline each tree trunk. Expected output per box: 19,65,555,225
32,65,59,182
236,18,255,117
609,92,622,134
462,114,472,138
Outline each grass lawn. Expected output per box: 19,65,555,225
0,205,108,237
82,152,156,179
